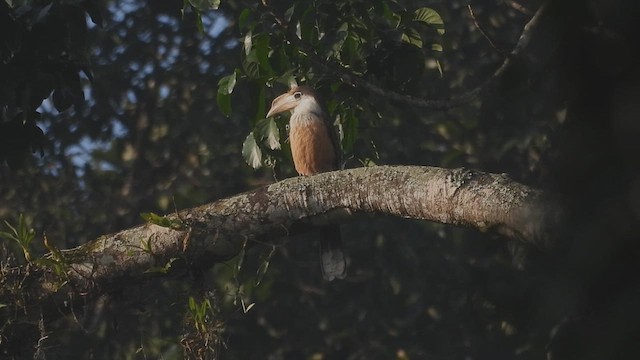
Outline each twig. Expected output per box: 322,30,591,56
467,4,507,56
505,0,532,15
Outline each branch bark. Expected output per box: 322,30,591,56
2,165,561,324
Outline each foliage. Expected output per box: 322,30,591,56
0,214,35,262
218,1,448,171
1,0,639,359
182,293,225,360
0,0,100,168
141,211,185,230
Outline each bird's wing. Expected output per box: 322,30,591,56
321,110,342,171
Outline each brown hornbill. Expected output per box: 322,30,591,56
267,86,347,281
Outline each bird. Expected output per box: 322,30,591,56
266,85,347,281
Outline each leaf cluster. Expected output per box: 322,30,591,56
216,0,445,172
0,0,101,168
0,214,35,262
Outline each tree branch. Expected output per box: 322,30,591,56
467,5,507,56
2,165,561,325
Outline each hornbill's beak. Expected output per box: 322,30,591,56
266,92,298,118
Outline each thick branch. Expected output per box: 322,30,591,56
2,165,561,324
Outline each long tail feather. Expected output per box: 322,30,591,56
319,226,347,281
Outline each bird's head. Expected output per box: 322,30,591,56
266,86,321,118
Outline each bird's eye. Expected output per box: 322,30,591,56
294,92,302,99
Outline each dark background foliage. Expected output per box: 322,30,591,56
1,0,639,359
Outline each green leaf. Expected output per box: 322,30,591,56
141,212,183,229
216,72,236,116
431,43,443,52
255,118,281,150
243,30,252,56
435,59,443,77
413,7,445,35
217,93,231,116
242,50,260,79
141,212,172,227
144,258,178,274
401,28,423,48
242,132,262,169
254,33,274,75
264,119,281,150
0,231,18,243
195,10,204,32
255,245,276,286
275,69,296,87
329,22,349,57
284,5,295,23
238,8,252,30
217,72,237,95
187,0,220,11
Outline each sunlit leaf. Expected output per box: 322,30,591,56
243,30,252,56
401,28,423,48
255,118,281,150
242,132,262,169
413,7,445,35
217,72,237,95
216,72,236,115
295,21,302,39
243,302,255,313
140,212,180,228
188,0,220,11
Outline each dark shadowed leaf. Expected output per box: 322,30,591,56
342,107,358,153
217,92,231,116
242,50,260,79
238,8,252,30
254,33,274,75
